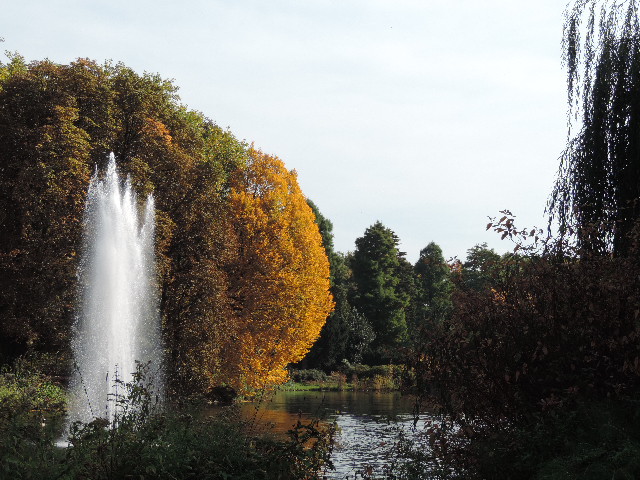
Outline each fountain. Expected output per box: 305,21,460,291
66,153,164,427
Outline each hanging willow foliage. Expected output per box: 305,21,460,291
549,0,640,254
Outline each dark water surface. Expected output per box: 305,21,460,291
224,391,431,479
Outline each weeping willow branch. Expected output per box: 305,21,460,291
549,0,640,254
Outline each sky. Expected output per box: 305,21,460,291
1,1,568,262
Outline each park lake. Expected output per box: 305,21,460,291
213,390,431,479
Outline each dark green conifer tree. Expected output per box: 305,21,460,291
411,242,452,334
462,243,501,291
349,221,409,364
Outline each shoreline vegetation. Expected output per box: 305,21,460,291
0,360,412,478
283,366,405,392
0,364,336,480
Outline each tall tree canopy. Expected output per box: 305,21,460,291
461,243,502,291
301,250,375,371
222,149,333,391
550,0,640,253
350,221,409,364
411,242,452,331
0,56,333,395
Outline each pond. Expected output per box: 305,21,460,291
225,390,432,479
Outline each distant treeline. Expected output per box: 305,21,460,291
299,211,506,370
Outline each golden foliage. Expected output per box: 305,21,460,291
0,58,331,396
222,149,334,392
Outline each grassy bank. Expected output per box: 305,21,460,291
284,365,406,392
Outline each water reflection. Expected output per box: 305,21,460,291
223,391,430,479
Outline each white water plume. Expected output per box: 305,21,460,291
67,153,163,426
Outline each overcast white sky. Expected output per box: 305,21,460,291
2,1,568,262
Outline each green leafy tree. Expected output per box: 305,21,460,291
0,57,242,395
411,242,452,333
397,255,419,341
300,206,374,370
350,221,409,364
307,201,334,261
461,242,501,291
0,58,93,359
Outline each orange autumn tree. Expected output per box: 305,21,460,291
222,148,334,392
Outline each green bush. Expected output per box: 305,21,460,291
63,412,334,480
339,363,403,391
288,369,329,383
0,364,335,479
340,363,394,380
0,369,67,480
